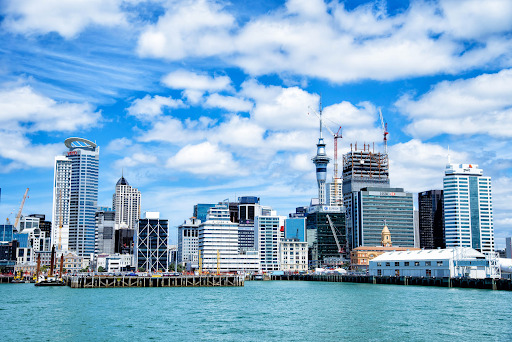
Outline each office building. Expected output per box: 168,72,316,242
306,206,346,267
255,214,285,272
418,190,445,249
95,209,115,255
443,163,494,253
326,178,343,206
342,144,390,250
351,187,415,248
51,137,99,257
0,224,14,243
136,212,169,272
506,237,511,259
112,175,141,230
193,204,216,222
28,214,51,240
279,238,308,272
177,218,200,266
284,217,306,242
238,196,263,252
199,204,260,273
115,228,134,255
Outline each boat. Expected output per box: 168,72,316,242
35,246,66,287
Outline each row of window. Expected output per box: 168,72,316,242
376,260,444,267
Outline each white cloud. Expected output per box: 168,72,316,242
167,141,242,176
388,139,468,193
137,0,235,59
114,152,158,168
137,116,206,144
137,0,512,84
2,0,127,38
396,69,512,138
162,69,232,92
204,94,253,112
209,115,265,149
127,94,185,120
0,85,101,132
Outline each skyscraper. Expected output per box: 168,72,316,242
342,144,390,250
443,163,494,253
112,175,141,230
52,137,99,257
418,190,445,249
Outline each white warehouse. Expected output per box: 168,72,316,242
369,247,500,279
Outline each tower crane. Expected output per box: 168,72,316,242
309,108,343,205
326,214,344,255
14,188,29,231
378,108,389,154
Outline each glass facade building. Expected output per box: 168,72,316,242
284,218,306,242
52,138,99,257
193,204,216,222
306,208,346,266
418,190,445,249
443,164,494,253
355,187,414,247
136,218,169,271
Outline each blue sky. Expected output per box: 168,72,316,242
0,0,511,247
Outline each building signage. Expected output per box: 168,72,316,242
67,151,78,156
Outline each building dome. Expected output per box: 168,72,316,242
116,176,129,186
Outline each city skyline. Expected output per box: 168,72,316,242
0,0,511,247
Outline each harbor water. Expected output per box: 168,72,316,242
1,280,511,341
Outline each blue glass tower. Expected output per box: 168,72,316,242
52,137,99,257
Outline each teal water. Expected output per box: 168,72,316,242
1,281,511,341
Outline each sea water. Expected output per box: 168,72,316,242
1,281,511,341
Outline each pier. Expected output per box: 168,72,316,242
65,274,244,288
270,274,512,291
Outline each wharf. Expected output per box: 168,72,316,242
270,274,512,291
65,274,244,288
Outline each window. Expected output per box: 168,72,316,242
377,269,382,276
404,262,409,266
437,261,443,266
414,261,420,266
385,262,390,266
377,262,381,267
425,261,431,266
395,262,399,266
426,269,431,277
395,269,400,276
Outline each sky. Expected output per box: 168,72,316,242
0,0,511,247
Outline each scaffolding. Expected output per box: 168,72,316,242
342,143,389,181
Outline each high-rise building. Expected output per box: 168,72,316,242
51,137,99,257
95,209,115,255
326,178,343,206
255,214,285,272
28,214,51,240
443,163,494,253
351,187,415,248
506,237,511,259
306,206,346,267
112,175,141,230
177,218,200,265
193,204,216,222
136,212,169,271
238,196,262,252
342,144,389,250
418,190,445,249
198,204,260,273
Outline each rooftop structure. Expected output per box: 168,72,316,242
112,174,141,230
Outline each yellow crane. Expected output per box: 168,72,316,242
14,188,29,231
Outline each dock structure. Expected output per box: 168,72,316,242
66,274,244,288
270,274,512,291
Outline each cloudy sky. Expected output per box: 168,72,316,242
0,0,511,247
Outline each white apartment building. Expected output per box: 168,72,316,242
199,204,260,273
444,163,494,253
279,238,308,272
326,178,343,206
255,214,285,272
112,175,141,230
177,218,200,266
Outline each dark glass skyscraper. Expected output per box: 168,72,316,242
418,190,445,249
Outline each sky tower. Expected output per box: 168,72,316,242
312,108,330,205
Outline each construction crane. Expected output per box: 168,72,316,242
309,107,343,205
326,214,344,255
14,188,29,231
378,108,389,154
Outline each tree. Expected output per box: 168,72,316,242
168,263,183,272
98,266,106,273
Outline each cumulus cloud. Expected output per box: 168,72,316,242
127,94,185,120
204,94,253,112
2,0,127,38
137,0,512,84
0,85,101,132
396,69,512,138
167,141,242,176
162,69,232,92
114,152,158,168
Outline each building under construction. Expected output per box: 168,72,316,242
342,143,390,251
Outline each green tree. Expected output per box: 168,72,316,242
98,266,106,273
168,263,183,272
